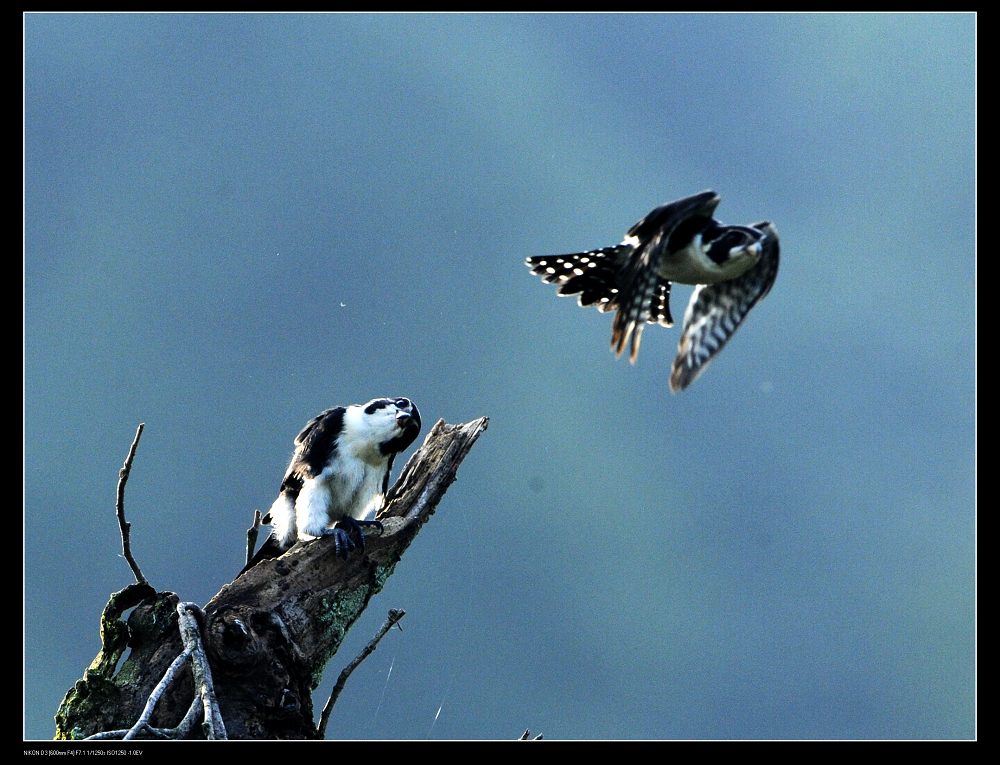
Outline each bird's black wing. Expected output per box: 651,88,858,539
670,222,780,392
279,406,346,495
609,192,721,363
527,191,724,364
625,190,720,243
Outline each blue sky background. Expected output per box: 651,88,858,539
25,13,975,740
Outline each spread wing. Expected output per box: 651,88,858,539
670,222,779,392
526,245,631,312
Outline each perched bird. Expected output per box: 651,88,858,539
526,191,779,392
239,397,421,576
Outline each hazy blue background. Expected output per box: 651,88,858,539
25,13,975,740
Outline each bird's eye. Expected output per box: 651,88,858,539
395,398,410,409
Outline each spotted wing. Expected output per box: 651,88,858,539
670,223,779,392
526,245,631,312
526,191,720,364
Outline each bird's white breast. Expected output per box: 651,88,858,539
294,444,389,539
657,234,761,285
322,447,387,521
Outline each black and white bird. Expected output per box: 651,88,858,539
239,397,421,576
526,191,779,392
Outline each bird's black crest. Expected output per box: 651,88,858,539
364,398,391,415
703,224,764,266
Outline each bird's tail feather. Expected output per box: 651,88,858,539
235,492,296,579
610,271,674,364
236,532,285,578
267,492,296,547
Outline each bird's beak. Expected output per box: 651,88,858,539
396,412,413,428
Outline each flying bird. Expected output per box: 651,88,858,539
526,191,779,391
240,397,421,576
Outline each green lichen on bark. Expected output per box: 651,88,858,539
309,580,382,689
55,583,159,739
54,586,183,740
85,582,155,678
54,675,120,740
372,562,397,591
304,561,400,689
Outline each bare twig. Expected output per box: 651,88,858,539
178,603,227,740
245,509,263,566
316,608,406,739
115,423,148,585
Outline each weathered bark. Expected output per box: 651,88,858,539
54,417,488,740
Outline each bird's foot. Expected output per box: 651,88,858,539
320,527,356,559
321,518,384,559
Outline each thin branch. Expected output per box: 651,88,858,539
177,603,227,740
84,640,196,741
245,509,263,566
84,729,131,740
172,694,205,739
89,603,226,740
115,422,148,585
316,608,406,739
122,646,193,740
84,699,202,741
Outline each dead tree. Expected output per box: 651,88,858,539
54,417,488,740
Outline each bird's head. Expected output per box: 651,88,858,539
352,396,422,456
